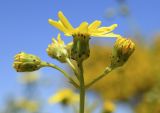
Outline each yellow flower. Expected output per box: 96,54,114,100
48,11,120,38
46,34,69,62
18,73,39,84
48,11,121,61
48,89,79,105
16,99,39,113
103,101,115,113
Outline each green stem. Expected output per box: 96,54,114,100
78,61,85,113
41,62,79,88
66,58,80,81
86,67,112,88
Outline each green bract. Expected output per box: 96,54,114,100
71,34,90,61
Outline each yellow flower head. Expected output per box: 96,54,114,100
16,99,39,113
48,89,79,106
18,73,39,84
48,11,120,38
46,34,69,62
48,11,121,61
103,101,115,113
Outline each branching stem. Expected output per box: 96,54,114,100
86,67,112,88
41,62,79,88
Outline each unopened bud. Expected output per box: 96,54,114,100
71,33,90,62
13,52,42,72
46,34,69,63
111,37,135,68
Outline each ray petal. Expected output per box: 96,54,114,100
48,19,68,33
77,22,89,34
57,34,64,45
92,32,121,38
97,24,118,33
58,11,74,30
88,20,101,30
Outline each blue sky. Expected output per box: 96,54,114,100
0,0,160,113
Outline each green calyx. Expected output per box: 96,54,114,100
71,34,90,62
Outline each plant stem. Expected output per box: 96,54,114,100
78,61,85,113
41,62,79,88
86,67,112,88
66,58,80,80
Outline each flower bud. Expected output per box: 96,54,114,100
46,34,69,63
13,52,42,72
111,37,135,68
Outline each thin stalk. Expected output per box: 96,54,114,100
41,62,79,88
78,61,85,113
86,67,112,88
66,58,80,81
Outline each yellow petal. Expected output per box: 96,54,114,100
77,22,88,34
91,32,121,38
65,33,72,36
58,20,73,35
57,34,64,45
48,19,67,33
88,20,101,30
98,24,118,32
48,94,64,104
89,24,118,36
48,89,73,104
58,11,74,30
52,37,58,43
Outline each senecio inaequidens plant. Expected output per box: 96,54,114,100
13,11,135,113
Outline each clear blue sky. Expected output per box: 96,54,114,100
0,0,160,113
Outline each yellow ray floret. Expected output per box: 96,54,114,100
16,99,39,113
18,73,39,84
48,89,79,105
48,11,120,38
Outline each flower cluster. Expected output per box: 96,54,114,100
12,11,135,113
48,11,120,61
